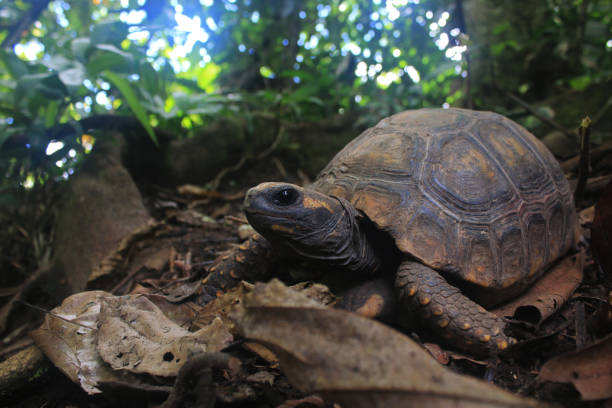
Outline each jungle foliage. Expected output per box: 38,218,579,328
0,0,611,190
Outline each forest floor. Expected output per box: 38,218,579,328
1,141,612,408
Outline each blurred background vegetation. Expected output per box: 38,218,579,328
2,0,611,189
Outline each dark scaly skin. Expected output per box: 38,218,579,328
395,261,516,355
197,233,276,304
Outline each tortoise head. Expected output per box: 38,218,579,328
244,182,358,264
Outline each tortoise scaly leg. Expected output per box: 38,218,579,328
197,233,277,304
395,261,516,355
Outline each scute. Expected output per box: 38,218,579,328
314,108,577,297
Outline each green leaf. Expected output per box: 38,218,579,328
86,44,134,75
44,101,60,128
58,64,87,88
196,62,221,93
103,70,157,146
492,21,511,35
0,50,29,79
71,37,92,60
16,73,67,102
40,55,71,72
90,21,129,45
569,75,591,90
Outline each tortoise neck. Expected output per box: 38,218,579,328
332,197,382,275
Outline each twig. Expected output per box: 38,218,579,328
574,301,587,349
0,265,50,333
574,116,592,207
591,96,612,127
562,139,612,172
18,300,95,330
1,0,51,49
501,90,576,140
206,124,286,190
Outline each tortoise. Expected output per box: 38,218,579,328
199,108,579,354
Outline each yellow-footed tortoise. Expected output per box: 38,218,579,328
199,108,579,354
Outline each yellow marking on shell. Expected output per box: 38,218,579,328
209,265,217,272
234,253,246,263
437,318,449,328
480,334,491,342
497,340,508,350
239,241,251,250
303,196,333,212
461,322,471,330
355,294,384,318
418,295,431,305
431,305,444,316
201,276,209,285
407,286,417,296
271,224,295,234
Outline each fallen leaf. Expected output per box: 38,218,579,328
423,343,450,365
30,291,143,394
30,290,233,394
231,279,541,408
592,180,612,276
243,342,279,367
578,205,595,225
289,281,337,307
538,334,612,400
195,282,251,330
246,370,276,385
97,294,232,377
176,184,244,201
493,251,583,324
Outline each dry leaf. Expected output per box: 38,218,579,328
231,279,542,408
493,251,583,324
31,290,233,394
30,291,144,394
538,334,612,400
579,205,595,225
97,294,232,377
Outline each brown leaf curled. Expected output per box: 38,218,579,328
230,279,542,408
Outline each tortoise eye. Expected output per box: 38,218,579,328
273,188,299,206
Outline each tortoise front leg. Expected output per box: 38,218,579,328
197,233,277,304
395,261,515,355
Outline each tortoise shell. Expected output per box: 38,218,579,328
313,108,577,299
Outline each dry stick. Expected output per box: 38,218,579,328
206,124,286,190
574,116,592,208
502,90,576,140
574,301,587,350
562,139,612,173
